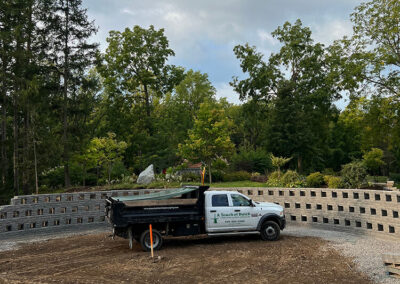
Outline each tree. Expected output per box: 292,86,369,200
179,101,234,183
90,132,127,184
362,148,386,175
350,0,400,97
43,0,98,187
99,25,184,123
232,20,341,172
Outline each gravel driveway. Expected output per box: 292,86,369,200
284,226,400,284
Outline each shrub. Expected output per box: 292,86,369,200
212,159,228,171
389,172,400,183
322,168,336,176
324,175,344,189
110,160,130,180
306,172,325,187
362,148,385,174
182,172,201,182
210,170,224,182
250,172,268,182
268,171,281,180
281,170,304,188
223,171,251,182
231,149,272,173
341,161,367,189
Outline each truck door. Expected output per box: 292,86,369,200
206,193,258,232
206,193,234,232
229,193,259,230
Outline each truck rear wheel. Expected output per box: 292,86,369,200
139,229,163,251
260,221,280,241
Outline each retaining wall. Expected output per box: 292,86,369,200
230,187,400,238
0,187,399,239
0,189,162,236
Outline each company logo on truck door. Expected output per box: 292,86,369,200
213,212,251,221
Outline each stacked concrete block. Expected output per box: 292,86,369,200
224,187,400,239
2,187,399,239
0,189,162,236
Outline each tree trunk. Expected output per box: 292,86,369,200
22,113,29,194
82,164,86,187
13,96,19,196
63,0,71,187
0,60,7,188
108,163,111,184
143,84,151,118
33,138,38,195
297,155,302,174
208,163,212,184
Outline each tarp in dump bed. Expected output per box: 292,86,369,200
110,186,200,202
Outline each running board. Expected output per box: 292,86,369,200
207,231,260,236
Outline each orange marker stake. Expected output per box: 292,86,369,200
149,224,154,258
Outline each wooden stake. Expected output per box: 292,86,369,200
149,224,154,258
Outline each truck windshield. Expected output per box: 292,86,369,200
231,194,251,207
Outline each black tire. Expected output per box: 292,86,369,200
260,221,280,241
139,229,163,251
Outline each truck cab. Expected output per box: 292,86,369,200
205,191,285,239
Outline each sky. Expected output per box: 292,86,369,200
83,0,361,108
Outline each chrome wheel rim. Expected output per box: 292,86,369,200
265,226,276,237
144,233,159,248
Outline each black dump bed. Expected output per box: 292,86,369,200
105,186,209,228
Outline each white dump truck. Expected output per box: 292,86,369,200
105,186,286,251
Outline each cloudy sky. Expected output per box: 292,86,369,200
83,0,361,107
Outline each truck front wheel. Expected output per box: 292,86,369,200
260,221,280,241
139,229,163,251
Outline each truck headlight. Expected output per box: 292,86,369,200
280,210,284,216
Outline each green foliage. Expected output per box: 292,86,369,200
351,0,400,96
362,148,385,174
223,171,251,182
181,172,201,183
110,161,130,181
90,132,128,184
179,101,235,183
231,148,272,173
265,171,283,187
389,173,400,183
281,170,304,188
341,161,367,189
270,154,292,173
212,159,228,171
210,170,224,183
324,175,344,189
306,172,325,187
366,175,388,183
250,172,268,183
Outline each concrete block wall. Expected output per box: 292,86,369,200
1,187,399,239
223,187,400,238
0,189,161,236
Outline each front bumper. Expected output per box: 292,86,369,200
280,215,286,230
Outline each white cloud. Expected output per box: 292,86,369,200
257,29,278,46
215,82,240,104
84,0,360,107
312,19,353,45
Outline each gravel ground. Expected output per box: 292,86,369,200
284,225,400,284
0,224,399,283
